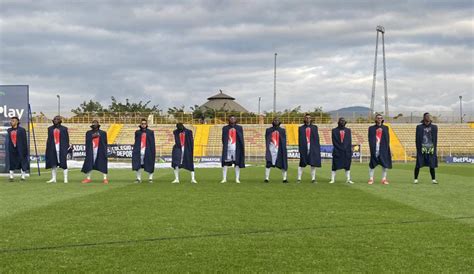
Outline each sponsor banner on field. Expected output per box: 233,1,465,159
197,156,221,163
158,156,221,163
71,144,134,158
70,144,362,161
287,145,361,159
57,144,225,163
108,144,133,158
445,156,474,164
160,156,172,163
0,85,29,174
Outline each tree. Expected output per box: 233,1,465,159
190,105,212,119
71,100,105,116
108,96,160,115
167,105,186,116
393,113,403,120
263,106,332,124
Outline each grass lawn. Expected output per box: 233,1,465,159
0,162,472,272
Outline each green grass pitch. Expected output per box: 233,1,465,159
0,163,472,272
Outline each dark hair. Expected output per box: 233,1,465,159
423,112,430,117
304,113,311,117
10,116,20,125
272,117,281,125
53,115,62,123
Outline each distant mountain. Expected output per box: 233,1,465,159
328,106,370,119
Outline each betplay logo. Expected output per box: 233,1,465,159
0,105,25,119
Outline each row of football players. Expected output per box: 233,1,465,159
5,113,438,184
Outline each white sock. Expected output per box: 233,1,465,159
222,166,228,180
9,170,14,179
331,171,336,181
21,170,26,179
311,167,316,181
369,168,375,180
191,171,195,181
235,166,240,181
345,170,351,181
103,173,107,180
136,169,142,180
174,167,179,181
382,168,388,180
86,172,91,180
265,168,271,180
148,173,153,180
297,167,303,180
52,167,57,181
282,170,287,180
63,169,68,181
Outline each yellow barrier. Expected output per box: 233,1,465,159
194,125,212,156
107,124,123,144
285,124,299,145
386,123,408,161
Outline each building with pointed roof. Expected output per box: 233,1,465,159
199,90,248,112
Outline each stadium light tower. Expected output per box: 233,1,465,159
370,25,389,120
56,94,60,116
258,96,262,115
459,95,463,123
273,53,277,113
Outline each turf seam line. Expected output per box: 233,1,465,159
0,216,472,254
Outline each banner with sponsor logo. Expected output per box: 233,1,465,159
69,143,362,162
0,85,29,174
287,145,361,159
71,144,135,159
157,156,221,163
445,156,474,164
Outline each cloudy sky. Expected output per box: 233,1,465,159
0,0,472,118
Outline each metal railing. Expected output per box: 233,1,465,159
31,111,473,125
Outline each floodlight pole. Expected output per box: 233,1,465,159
258,96,261,115
273,53,277,113
370,26,389,120
56,94,60,116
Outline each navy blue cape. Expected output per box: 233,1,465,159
45,125,70,169
265,126,288,170
415,123,438,168
331,127,352,171
81,129,108,174
6,126,29,172
298,124,322,167
221,125,245,168
368,124,392,169
132,128,156,173
171,128,194,171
